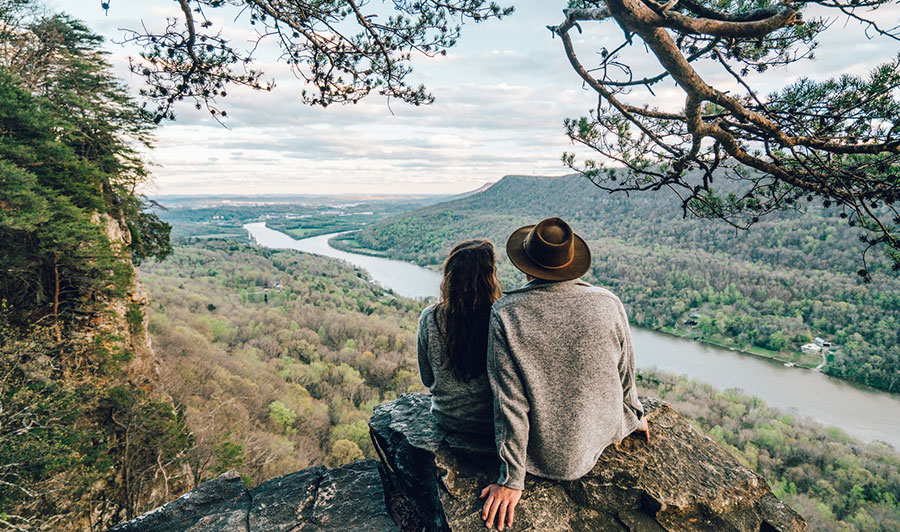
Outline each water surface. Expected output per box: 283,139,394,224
245,222,441,300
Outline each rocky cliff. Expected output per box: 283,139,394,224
109,394,806,532
106,461,398,532
90,212,160,390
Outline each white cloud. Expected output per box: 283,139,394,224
51,1,900,195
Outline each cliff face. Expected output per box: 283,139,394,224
90,212,159,388
0,208,171,532
57,213,169,531
110,394,806,532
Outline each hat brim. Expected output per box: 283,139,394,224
506,225,592,281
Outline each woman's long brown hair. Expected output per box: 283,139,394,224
436,239,503,382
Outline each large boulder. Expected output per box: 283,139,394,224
106,460,398,532
368,393,807,532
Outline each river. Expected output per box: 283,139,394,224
244,223,442,299
245,222,900,449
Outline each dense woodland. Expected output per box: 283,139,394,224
0,7,179,531
139,242,425,484
345,175,900,392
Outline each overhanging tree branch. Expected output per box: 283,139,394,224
110,0,513,119
555,0,900,276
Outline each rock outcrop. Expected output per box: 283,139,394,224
110,394,807,532
107,460,398,532
369,393,807,532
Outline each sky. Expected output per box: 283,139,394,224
52,1,900,196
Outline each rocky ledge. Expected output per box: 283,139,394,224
106,459,398,532
110,393,806,532
369,393,807,532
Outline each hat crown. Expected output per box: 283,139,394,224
540,223,569,245
524,217,575,269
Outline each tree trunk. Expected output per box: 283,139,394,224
53,254,61,345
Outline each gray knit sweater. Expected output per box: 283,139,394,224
417,304,494,433
487,279,644,490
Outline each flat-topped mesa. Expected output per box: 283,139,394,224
368,393,807,532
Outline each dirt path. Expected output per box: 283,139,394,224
815,350,827,371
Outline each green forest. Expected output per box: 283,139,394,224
139,242,425,483
344,174,900,392
0,6,179,531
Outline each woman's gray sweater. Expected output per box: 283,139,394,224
417,304,494,433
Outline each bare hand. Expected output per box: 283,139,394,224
635,417,650,442
479,483,522,530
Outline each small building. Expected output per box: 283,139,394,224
689,313,702,319
683,319,698,326
801,343,822,354
814,337,833,348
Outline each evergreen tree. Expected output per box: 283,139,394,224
0,5,183,530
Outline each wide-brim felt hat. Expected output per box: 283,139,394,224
506,217,591,281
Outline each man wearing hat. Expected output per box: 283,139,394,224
479,217,648,531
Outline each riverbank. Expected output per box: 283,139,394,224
245,223,441,300
656,326,823,370
329,233,395,259
275,225,362,240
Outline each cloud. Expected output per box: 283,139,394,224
53,1,900,195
